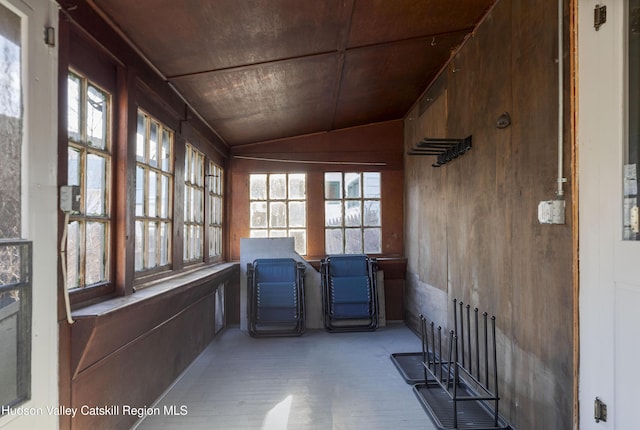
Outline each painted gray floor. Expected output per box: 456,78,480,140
135,323,436,430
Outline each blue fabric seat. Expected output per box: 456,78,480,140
247,258,305,337
321,254,378,332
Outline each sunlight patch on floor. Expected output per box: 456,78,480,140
261,395,293,430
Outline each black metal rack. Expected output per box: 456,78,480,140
407,136,472,167
413,299,510,430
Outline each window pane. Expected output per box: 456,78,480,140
250,174,267,200
269,230,287,238
626,2,640,239
345,228,363,254
209,226,220,256
162,130,171,171
149,121,158,168
135,221,144,271
136,112,146,162
195,188,203,224
289,229,306,255
190,150,196,184
325,229,343,254
1,10,30,409
214,196,222,224
86,154,106,216
68,147,80,186
324,172,342,199
148,170,157,218
135,166,145,216
250,202,267,228
195,225,202,260
67,74,81,142
0,28,21,239
363,172,381,198
288,202,306,228
160,175,169,219
148,222,157,268
184,146,191,183
66,221,80,289
363,200,381,226
85,222,106,285
250,230,268,238
269,202,287,228
344,200,361,227
269,174,286,199
325,201,342,227
159,222,169,266
288,174,306,199
344,173,361,198
184,185,190,222
86,85,107,149
183,225,188,261
364,228,382,254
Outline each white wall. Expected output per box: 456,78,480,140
0,0,59,428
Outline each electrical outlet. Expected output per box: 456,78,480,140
538,200,566,224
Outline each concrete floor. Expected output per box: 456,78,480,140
135,323,436,430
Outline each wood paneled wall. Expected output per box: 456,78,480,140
228,121,405,261
228,122,407,320
403,0,573,428
58,265,238,430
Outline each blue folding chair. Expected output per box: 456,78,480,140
247,258,306,337
320,254,378,332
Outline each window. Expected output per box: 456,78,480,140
135,110,173,273
0,3,31,411
249,173,306,255
66,71,111,288
184,144,204,262
324,172,381,254
625,1,640,240
209,162,223,259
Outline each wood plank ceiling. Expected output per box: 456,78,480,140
89,0,496,147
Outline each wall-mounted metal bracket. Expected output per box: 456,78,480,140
594,5,607,31
407,136,472,167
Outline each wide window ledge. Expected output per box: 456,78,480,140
72,262,237,318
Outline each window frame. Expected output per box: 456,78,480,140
249,173,307,255
324,171,382,255
208,161,224,261
134,109,174,276
65,70,113,290
184,143,205,264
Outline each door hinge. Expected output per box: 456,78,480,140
594,397,607,423
594,5,607,31
44,26,55,46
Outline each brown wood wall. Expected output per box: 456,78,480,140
228,121,405,261
63,267,238,430
403,0,573,428
228,122,407,319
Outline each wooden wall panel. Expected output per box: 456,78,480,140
71,295,215,430
228,121,404,261
66,266,237,430
508,0,573,428
403,85,449,329
403,0,573,428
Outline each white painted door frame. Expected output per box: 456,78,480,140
578,1,640,429
0,0,59,429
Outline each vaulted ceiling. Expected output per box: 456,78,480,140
89,0,496,147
